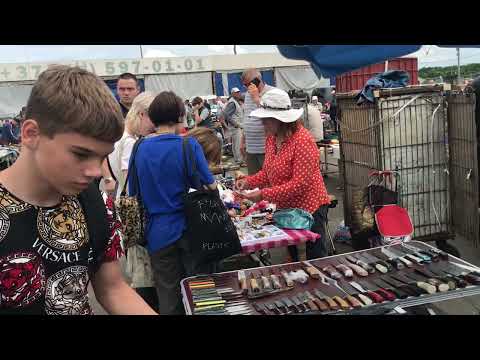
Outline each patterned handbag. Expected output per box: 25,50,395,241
114,138,147,250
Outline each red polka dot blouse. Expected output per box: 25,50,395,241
246,125,330,213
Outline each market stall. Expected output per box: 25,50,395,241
181,241,480,315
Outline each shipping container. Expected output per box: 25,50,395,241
336,57,419,93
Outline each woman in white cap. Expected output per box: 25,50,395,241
235,88,331,261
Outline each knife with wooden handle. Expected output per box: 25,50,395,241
249,272,260,293
372,278,410,299
322,275,362,309
238,270,248,294
338,281,368,307
314,289,339,311
280,268,294,287
382,275,423,297
375,250,405,270
270,271,283,289
305,290,329,312
381,247,414,268
302,261,323,279
260,269,272,290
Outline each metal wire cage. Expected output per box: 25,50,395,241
337,87,478,246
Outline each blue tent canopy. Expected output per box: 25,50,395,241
277,45,480,78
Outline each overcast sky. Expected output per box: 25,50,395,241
0,45,478,68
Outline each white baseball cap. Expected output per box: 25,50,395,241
312,95,318,101
231,87,240,93
249,88,303,123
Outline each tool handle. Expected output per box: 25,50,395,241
250,277,260,293
332,296,350,310
357,293,373,306
387,258,404,270
405,254,423,264
321,295,339,311
322,266,342,279
306,299,319,311
416,281,436,294
357,260,375,273
427,278,449,292
281,271,294,287
378,260,393,272
374,263,389,274
335,264,353,277
375,288,396,301
348,263,369,277
464,273,480,285
270,274,282,289
345,295,363,308
398,256,413,268
302,263,322,279
312,298,329,312
261,276,272,289
239,278,248,293
389,287,410,299
366,290,385,303
448,275,467,288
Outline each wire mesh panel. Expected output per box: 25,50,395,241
338,97,380,227
377,93,450,239
447,93,479,247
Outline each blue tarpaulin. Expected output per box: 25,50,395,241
277,45,480,78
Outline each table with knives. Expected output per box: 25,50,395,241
180,241,480,315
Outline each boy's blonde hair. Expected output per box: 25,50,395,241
125,91,155,136
25,65,124,142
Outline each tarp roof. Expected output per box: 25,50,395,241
277,45,480,78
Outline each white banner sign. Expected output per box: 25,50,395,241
0,56,213,82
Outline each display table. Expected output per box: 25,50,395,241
241,228,319,254
181,241,480,315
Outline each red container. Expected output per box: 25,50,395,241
336,57,418,93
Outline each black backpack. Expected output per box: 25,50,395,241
78,183,110,276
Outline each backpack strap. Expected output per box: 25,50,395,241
78,182,110,277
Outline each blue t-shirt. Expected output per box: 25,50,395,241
129,134,215,253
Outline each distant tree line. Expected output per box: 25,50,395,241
419,63,480,83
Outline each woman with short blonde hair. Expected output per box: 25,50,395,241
101,91,156,199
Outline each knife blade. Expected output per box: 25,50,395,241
338,257,369,277
390,247,424,265
323,277,363,309
358,279,396,301
401,243,433,262
391,273,436,294
415,267,456,290
291,295,307,312
374,250,405,270
305,290,329,312
265,302,281,315
346,255,375,274
406,271,450,292
281,297,300,313
429,264,467,288
381,247,414,268
252,302,269,315
361,252,391,273
371,278,410,299
381,275,423,297
274,300,289,314
338,280,371,306
314,289,340,311
349,281,385,303
298,292,318,312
